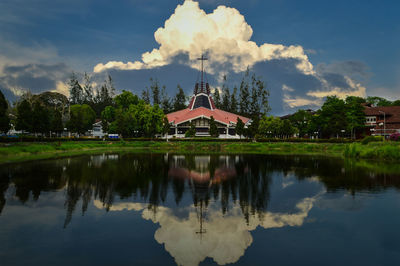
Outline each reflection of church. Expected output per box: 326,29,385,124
166,55,251,138
167,155,238,185
167,154,240,239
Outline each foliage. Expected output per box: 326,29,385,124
345,96,366,138
239,68,251,116
101,106,115,133
173,85,186,111
16,99,33,132
162,117,171,139
67,104,96,135
141,88,151,104
82,72,93,104
344,142,400,160
185,122,196,137
361,135,384,145
50,109,64,133
31,101,50,134
392,100,400,106
213,88,221,109
318,96,347,138
68,72,83,105
366,96,392,107
289,110,313,137
221,75,230,111
102,91,165,138
236,117,245,138
389,132,400,141
150,78,160,105
93,75,114,116
259,116,297,139
230,87,238,113
209,116,219,137
161,86,173,113
114,90,139,109
0,90,10,134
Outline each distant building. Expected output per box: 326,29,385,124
90,120,105,138
363,105,400,137
166,55,250,138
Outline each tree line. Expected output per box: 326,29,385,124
1,69,399,139
258,95,400,139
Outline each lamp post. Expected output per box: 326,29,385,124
341,129,345,139
378,110,386,139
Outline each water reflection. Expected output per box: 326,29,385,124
1,154,400,265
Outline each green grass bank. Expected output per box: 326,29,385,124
0,140,399,164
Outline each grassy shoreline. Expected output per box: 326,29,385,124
0,141,399,164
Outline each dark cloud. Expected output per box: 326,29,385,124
0,63,71,99
93,53,218,97
316,61,370,80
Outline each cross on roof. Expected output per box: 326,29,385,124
197,54,208,91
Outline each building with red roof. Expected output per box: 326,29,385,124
363,104,400,137
166,55,251,138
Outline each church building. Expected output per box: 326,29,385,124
166,55,251,138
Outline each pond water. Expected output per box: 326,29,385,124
1,154,400,265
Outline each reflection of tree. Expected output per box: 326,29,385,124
0,167,10,215
0,161,67,206
2,153,400,227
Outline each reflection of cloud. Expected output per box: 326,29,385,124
93,200,146,211
315,193,364,211
94,195,319,266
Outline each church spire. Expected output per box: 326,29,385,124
196,54,208,94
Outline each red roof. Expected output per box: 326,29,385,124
364,106,400,124
167,107,250,126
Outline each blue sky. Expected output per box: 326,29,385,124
0,0,399,115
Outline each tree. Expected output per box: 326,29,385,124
82,72,93,104
150,78,160,105
185,122,196,138
114,90,139,109
173,85,186,111
209,116,219,137
236,117,245,139
345,96,366,139
50,109,64,135
0,90,10,134
213,88,221,109
31,101,50,135
101,105,116,133
281,119,296,139
67,104,96,135
289,110,313,138
239,69,250,116
162,116,171,140
16,99,33,132
392,100,400,106
161,86,173,114
230,87,238,113
141,88,150,104
319,96,347,138
221,75,230,111
259,116,283,138
68,72,83,105
366,96,392,107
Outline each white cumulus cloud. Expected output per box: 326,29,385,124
93,0,314,76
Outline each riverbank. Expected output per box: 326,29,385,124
0,140,399,164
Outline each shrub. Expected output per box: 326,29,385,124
389,132,400,141
361,135,384,145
